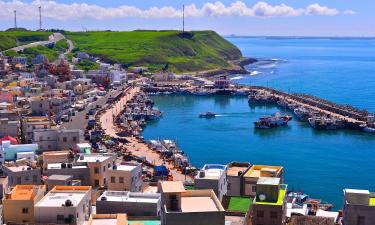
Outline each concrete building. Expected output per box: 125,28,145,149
96,191,161,216
159,181,225,225
21,116,51,143
0,118,19,138
3,185,46,224
0,176,10,199
34,186,92,225
2,164,41,186
107,163,142,192
1,140,38,163
32,54,48,65
46,174,81,190
33,128,83,152
342,189,375,225
42,150,71,171
87,214,128,225
250,177,287,225
243,165,284,196
29,96,68,117
195,164,228,201
46,163,91,185
76,153,117,187
226,162,251,196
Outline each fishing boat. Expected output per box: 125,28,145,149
294,107,310,121
363,126,375,133
308,116,340,130
254,113,292,129
199,112,216,118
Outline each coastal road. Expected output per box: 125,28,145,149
7,33,65,52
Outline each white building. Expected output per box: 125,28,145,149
96,191,161,217
107,163,142,192
34,186,92,225
33,128,83,152
194,164,228,201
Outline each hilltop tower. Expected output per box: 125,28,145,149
39,6,42,30
14,10,17,28
182,4,185,32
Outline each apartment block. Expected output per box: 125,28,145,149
21,116,51,143
76,153,116,187
46,174,81,191
33,128,83,152
343,189,375,225
2,164,41,186
243,165,284,196
46,163,91,185
195,164,228,201
226,162,251,196
3,185,46,224
86,214,128,225
159,181,225,225
42,150,71,171
96,191,161,216
107,163,142,192
0,118,19,138
250,177,287,225
34,186,92,225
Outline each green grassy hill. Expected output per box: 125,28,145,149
0,31,51,51
67,30,242,72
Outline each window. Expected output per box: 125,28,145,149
119,177,124,183
57,215,64,221
270,211,278,219
94,167,99,174
33,175,38,183
111,176,115,183
228,183,231,190
108,163,111,168
63,137,67,142
25,176,29,181
252,185,256,192
17,177,21,184
73,136,77,142
39,136,43,141
357,216,365,225
43,125,47,129
257,210,264,218
22,208,29,214
94,179,99,186
103,166,106,172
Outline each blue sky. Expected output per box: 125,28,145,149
1,0,374,36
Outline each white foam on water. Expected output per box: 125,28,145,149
230,75,244,80
250,71,260,76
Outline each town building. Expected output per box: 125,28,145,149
86,214,128,225
243,164,284,196
21,116,51,143
46,163,90,185
0,118,19,138
33,128,83,152
214,75,230,89
195,164,228,201
76,153,117,187
1,140,38,163
34,186,92,225
3,185,46,224
107,163,142,192
226,162,251,196
250,177,287,225
2,164,41,186
0,176,10,199
42,150,71,171
31,54,48,65
46,174,81,190
29,96,69,117
290,215,335,225
342,189,375,225
96,191,161,216
159,181,225,225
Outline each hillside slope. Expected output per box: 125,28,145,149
0,31,51,51
67,30,242,72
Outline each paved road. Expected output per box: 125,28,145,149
6,33,65,52
62,86,125,130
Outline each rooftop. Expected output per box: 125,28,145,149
244,165,283,178
47,174,72,181
111,164,139,172
88,214,127,225
255,185,287,206
180,196,220,212
77,154,114,163
24,116,50,123
36,186,91,207
6,185,45,200
227,165,250,177
5,165,37,172
98,191,160,204
47,163,88,169
196,164,226,180
159,181,186,193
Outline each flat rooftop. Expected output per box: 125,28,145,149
6,165,37,172
227,166,249,177
7,185,45,200
99,191,160,204
36,191,86,207
180,196,221,212
48,163,88,169
77,154,114,163
255,185,287,206
244,165,283,178
48,174,72,181
111,164,138,171
159,181,186,193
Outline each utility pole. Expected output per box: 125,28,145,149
14,10,17,28
38,6,42,30
183,5,185,32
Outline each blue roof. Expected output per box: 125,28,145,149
3,144,38,161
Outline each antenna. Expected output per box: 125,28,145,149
14,10,17,28
38,6,42,30
182,4,185,33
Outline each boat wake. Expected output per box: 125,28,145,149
250,71,261,76
230,75,244,80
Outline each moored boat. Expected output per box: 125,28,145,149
254,113,292,129
199,112,216,118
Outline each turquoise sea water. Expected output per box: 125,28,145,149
143,37,375,209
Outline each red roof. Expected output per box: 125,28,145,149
0,136,19,144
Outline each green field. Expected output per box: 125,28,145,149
227,196,251,212
0,31,51,51
67,30,242,72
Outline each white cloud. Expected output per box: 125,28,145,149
305,3,339,16
0,0,350,21
344,10,357,15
